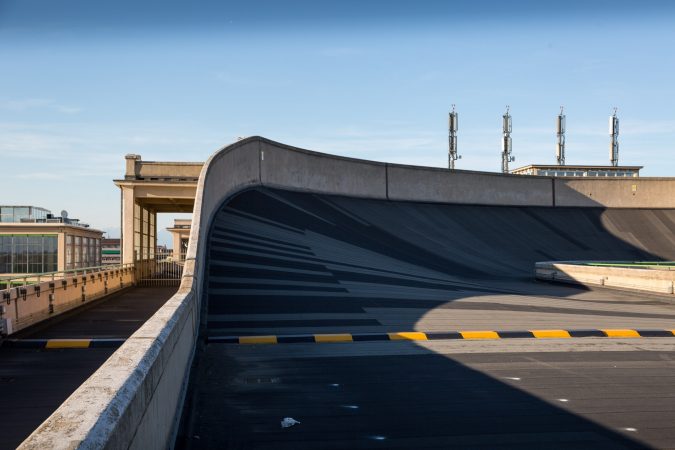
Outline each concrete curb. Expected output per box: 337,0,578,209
1,338,126,349
207,329,675,344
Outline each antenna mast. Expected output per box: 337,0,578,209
448,105,460,169
609,107,619,167
501,106,514,173
556,106,566,165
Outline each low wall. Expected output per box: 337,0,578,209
19,137,675,450
387,165,553,206
535,262,675,295
0,267,135,335
555,178,675,208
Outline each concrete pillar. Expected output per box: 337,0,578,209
172,231,181,260
150,210,157,260
125,154,141,178
121,186,136,265
57,232,66,272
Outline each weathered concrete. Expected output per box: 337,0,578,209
555,177,675,208
536,262,675,295
387,164,553,206
1,266,134,335
260,140,388,199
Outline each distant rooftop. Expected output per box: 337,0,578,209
511,164,642,178
0,205,90,227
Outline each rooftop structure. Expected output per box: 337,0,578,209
0,205,91,227
0,206,102,275
511,164,642,178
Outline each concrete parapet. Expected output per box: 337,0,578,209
387,165,553,206
0,267,135,335
260,140,387,199
555,178,675,208
535,262,675,295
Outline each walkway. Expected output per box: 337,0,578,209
0,286,176,450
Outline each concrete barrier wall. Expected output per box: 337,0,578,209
387,165,553,206
20,137,675,449
1,267,134,335
260,140,388,200
555,178,675,208
535,262,675,295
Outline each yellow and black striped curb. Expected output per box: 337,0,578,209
207,329,675,344
1,338,126,349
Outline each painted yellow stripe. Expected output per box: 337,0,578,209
239,335,278,344
388,332,428,341
46,339,90,349
531,329,571,339
314,334,353,343
460,330,500,340
602,329,641,338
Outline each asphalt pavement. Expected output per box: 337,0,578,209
0,286,176,450
177,188,675,449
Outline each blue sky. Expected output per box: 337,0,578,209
2,0,675,245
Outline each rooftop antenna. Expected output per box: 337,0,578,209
609,107,619,167
501,106,514,173
556,106,566,166
448,104,460,169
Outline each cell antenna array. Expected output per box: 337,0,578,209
448,105,460,169
556,106,566,166
609,108,619,167
501,106,514,173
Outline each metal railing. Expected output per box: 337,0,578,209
0,263,135,291
136,252,186,287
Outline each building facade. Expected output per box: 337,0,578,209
0,206,103,276
102,238,121,265
167,218,191,260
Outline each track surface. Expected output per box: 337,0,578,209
181,188,675,449
0,287,176,450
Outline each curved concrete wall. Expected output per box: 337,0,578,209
19,136,675,449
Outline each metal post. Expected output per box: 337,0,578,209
448,105,460,169
501,106,514,173
556,106,566,166
610,107,619,167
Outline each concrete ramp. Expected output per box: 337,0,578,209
19,137,675,450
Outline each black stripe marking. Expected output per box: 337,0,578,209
498,330,536,339
568,329,606,338
352,333,390,341
207,336,239,344
637,329,674,337
426,332,463,340
277,335,315,343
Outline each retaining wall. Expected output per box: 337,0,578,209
19,137,675,449
535,262,675,295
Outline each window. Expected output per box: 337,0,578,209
66,235,72,269
74,236,82,268
0,234,58,274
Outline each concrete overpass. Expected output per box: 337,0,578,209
19,137,675,449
